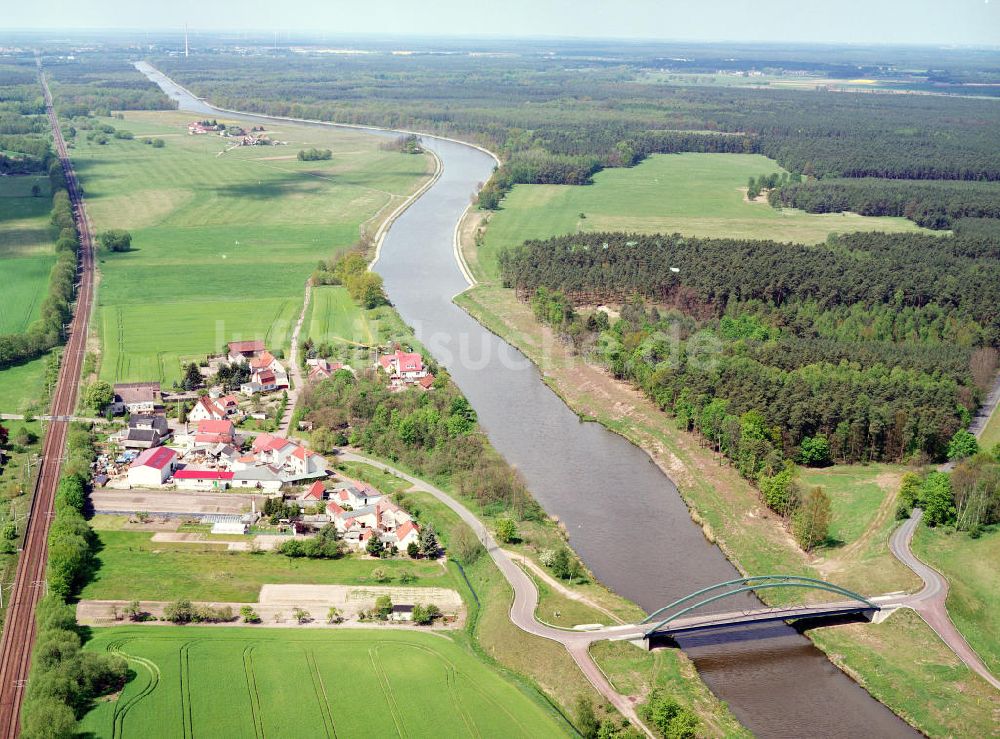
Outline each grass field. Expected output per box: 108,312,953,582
470,152,931,281
0,355,50,414
306,285,377,346
980,405,1000,450
79,627,570,738
81,528,453,602
64,110,431,385
912,525,1000,675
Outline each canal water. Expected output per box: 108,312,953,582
140,63,916,738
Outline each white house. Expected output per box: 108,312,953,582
189,396,227,423
127,447,178,487
110,382,162,415
377,350,427,382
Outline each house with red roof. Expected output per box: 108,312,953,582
217,394,241,416
189,396,227,423
172,468,235,490
376,350,430,390
194,419,237,446
300,480,326,502
227,340,266,363
393,520,420,549
127,446,178,487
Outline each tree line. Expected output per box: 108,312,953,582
22,426,128,739
499,230,1000,344
770,178,1000,229
505,228,999,468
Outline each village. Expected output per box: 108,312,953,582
93,340,437,554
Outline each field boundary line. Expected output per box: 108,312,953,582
368,646,407,738
242,643,266,739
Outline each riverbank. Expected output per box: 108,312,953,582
453,280,998,736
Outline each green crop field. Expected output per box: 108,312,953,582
0,355,50,413
64,110,431,385
80,627,569,738
81,528,454,602
306,286,376,346
0,175,56,334
471,153,931,281
913,526,1000,674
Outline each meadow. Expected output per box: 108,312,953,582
79,627,570,738
0,175,56,333
913,525,1000,674
81,527,453,602
305,286,377,347
470,153,930,281
64,110,431,385
980,406,1000,449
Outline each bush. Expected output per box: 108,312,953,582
641,690,698,739
374,595,393,619
240,605,261,623
448,524,483,565
494,516,519,544
99,229,131,252
297,147,332,161
411,603,441,625
163,599,195,623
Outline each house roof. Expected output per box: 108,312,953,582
252,433,294,454
379,351,423,374
228,340,265,354
255,369,276,384
250,351,275,370
219,394,239,407
395,520,419,541
114,382,161,404
196,419,234,435
173,469,234,481
195,396,226,418
326,501,345,516
303,481,325,500
418,374,435,389
131,446,177,471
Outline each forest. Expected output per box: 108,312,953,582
41,52,174,116
769,178,1000,229
156,53,1000,193
500,229,1000,472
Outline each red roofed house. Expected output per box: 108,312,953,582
418,374,435,390
194,419,237,446
227,340,266,363
393,520,420,549
173,468,235,490
127,447,178,487
218,394,241,415
189,396,227,423
306,358,351,383
300,480,326,502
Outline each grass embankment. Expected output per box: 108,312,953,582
809,609,999,737
64,110,431,385
79,627,571,738
469,152,930,281
912,526,1000,675
80,524,452,602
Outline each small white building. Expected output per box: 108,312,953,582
127,447,178,487
189,396,227,423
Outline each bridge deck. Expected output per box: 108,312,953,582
645,600,878,638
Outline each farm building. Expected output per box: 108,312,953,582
227,340,266,363
109,382,162,415
118,415,171,449
127,447,178,487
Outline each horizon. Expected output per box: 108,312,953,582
3,0,999,47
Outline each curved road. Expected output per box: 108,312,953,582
889,510,1000,690
338,451,655,736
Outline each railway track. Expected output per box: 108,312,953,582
0,58,96,737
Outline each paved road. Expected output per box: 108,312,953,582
0,62,97,736
889,510,1000,690
337,451,655,736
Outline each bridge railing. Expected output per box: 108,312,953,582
641,575,879,636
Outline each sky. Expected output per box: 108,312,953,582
5,0,1000,46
